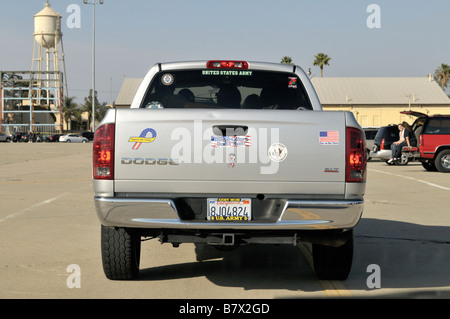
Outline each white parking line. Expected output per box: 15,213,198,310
369,169,450,191
0,184,91,224
0,192,70,224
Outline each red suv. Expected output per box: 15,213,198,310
401,111,450,172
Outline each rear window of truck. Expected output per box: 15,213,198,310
140,70,313,110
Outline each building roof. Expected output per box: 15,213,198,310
310,76,450,105
114,78,142,106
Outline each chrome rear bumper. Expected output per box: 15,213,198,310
369,149,391,161
95,197,363,230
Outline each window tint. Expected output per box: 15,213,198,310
424,118,450,134
364,130,378,140
140,70,312,110
375,126,399,141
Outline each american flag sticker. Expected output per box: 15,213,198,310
211,136,251,147
319,131,339,145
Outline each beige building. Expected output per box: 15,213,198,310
114,75,450,127
311,76,450,127
114,78,143,108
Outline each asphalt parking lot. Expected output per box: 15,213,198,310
1,143,450,299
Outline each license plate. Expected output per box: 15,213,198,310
207,198,252,221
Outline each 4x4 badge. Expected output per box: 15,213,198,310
129,128,157,150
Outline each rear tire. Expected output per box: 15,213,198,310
397,154,409,165
421,160,437,172
434,150,450,173
101,225,141,280
312,230,353,280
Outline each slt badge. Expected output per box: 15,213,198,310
129,128,157,150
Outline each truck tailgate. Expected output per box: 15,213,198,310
114,109,347,195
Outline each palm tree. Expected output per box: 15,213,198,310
82,89,100,130
280,56,294,65
313,53,331,77
62,96,80,131
95,102,109,122
81,102,92,129
434,63,450,90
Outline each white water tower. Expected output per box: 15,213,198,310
31,1,68,103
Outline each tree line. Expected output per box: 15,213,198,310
62,89,108,131
281,53,331,78
281,54,450,94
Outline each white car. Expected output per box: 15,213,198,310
0,132,13,142
59,134,89,143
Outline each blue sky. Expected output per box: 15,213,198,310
1,0,449,104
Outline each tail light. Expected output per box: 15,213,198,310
346,127,367,183
380,138,385,150
207,60,249,69
93,123,115,180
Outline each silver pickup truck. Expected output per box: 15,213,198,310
93,60,366,280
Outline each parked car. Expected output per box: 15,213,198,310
46,134,61,142
81,131,94,141
59,134,89,143
0,133,13,143
0,132,13,142
12,132,28,142
369,124,409,165
363,127,379,161
400,111,450,172
29,133,43,143
40,134,48,142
